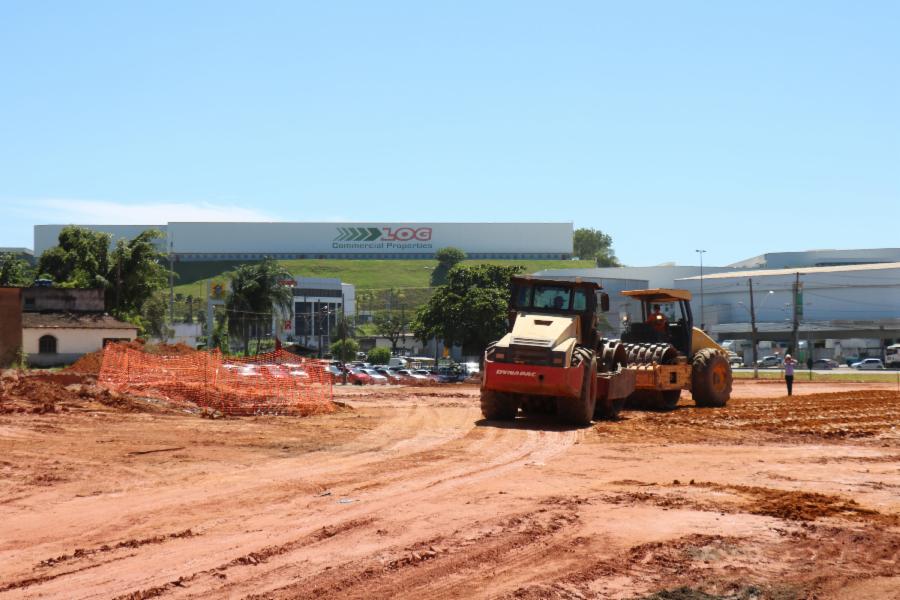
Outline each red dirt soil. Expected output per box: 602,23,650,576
0,379,898,599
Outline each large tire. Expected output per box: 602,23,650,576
559,356,597,426
626,390,680,411
594,394,625,420
691,348,732,407
480,389,519,420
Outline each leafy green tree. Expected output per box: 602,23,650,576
0,253,34,286
430,247,467,286
107,231,170,315
414,264,523,356
38,226,112,289
373,311,408,353
36,226,172,335
573,227,620,267
225,258,293,355
367,347,391,365
139,290,173,341
331,338,359,363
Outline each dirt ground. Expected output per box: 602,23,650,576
1,375,899,599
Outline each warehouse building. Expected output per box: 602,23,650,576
677,263,900,363
34,222,573,260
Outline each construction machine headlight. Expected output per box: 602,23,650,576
550,351,566,367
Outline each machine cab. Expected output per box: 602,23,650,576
620,289,694,356
509,276,610,348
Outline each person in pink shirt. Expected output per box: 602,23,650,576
783,353,797,396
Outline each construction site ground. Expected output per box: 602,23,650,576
2,376,900,599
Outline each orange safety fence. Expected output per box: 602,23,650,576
99,344,333,416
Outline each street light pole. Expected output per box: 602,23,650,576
695,249,706,330
749,278,759,379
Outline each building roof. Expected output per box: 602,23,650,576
679,261,900,281
22,312,138,330
621,288,693,302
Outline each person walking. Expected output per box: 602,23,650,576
784,353,797,396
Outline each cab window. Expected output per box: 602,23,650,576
533,286,571,310
513,286,532,309
572,290,586,311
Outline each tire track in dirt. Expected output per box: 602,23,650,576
2,407,583,599
147,422,581,599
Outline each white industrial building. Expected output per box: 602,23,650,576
729,248,900,270
677,263,900,355
34,222,573,260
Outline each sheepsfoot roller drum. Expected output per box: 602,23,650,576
618,289,733,411
480,277,635,427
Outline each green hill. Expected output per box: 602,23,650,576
173,258,595,308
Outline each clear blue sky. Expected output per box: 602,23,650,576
2,1,897,266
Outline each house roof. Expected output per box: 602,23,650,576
22,312,138,330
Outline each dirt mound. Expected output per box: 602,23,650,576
0,371,168,414
596,389,900,443
65,342,199,375
65,351,104,374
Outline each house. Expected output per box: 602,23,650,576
0,287,138,367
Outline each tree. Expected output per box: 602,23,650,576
430,247,467,286
573,227,620,267
38,226,112,289
367,347,391,365
373,311,408,353
140,290,172,341
225,258,294,355
330,338,359,363
414,264,523,357
0,253,34,286
107,230,170,316
36,226,172,334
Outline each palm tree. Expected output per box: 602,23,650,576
226,258,293,354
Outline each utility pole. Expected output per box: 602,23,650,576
749,278,759,379
791,272,801,356
168,236,175,325
695,249,706,330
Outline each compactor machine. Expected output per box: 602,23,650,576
618,289,732,410
480,276,635,425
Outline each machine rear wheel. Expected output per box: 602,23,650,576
626,390,680,411
558,356,597,426
594,395,625,420
480,389,519,420
691,349,732,407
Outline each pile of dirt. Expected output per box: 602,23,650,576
0,371,167,415
596,389,900,443
65,351,104,374
65,341,199,375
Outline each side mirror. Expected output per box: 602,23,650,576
599,293,610,312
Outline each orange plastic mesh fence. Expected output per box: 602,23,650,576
99,344,333,416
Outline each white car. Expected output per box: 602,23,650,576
852,358,885,370
395,369,428,381
361,368,388,384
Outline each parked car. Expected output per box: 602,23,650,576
374,367,402,383
852,358,885,370
348,369,372,385
326,364,344,382
812,358,839,370
413,369,440,382
436,367,465,383
395,369,428,382
361,368,388,384
756,355,782,368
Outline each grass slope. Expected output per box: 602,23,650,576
173,258,596,300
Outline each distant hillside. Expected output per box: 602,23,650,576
173,258,595,311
